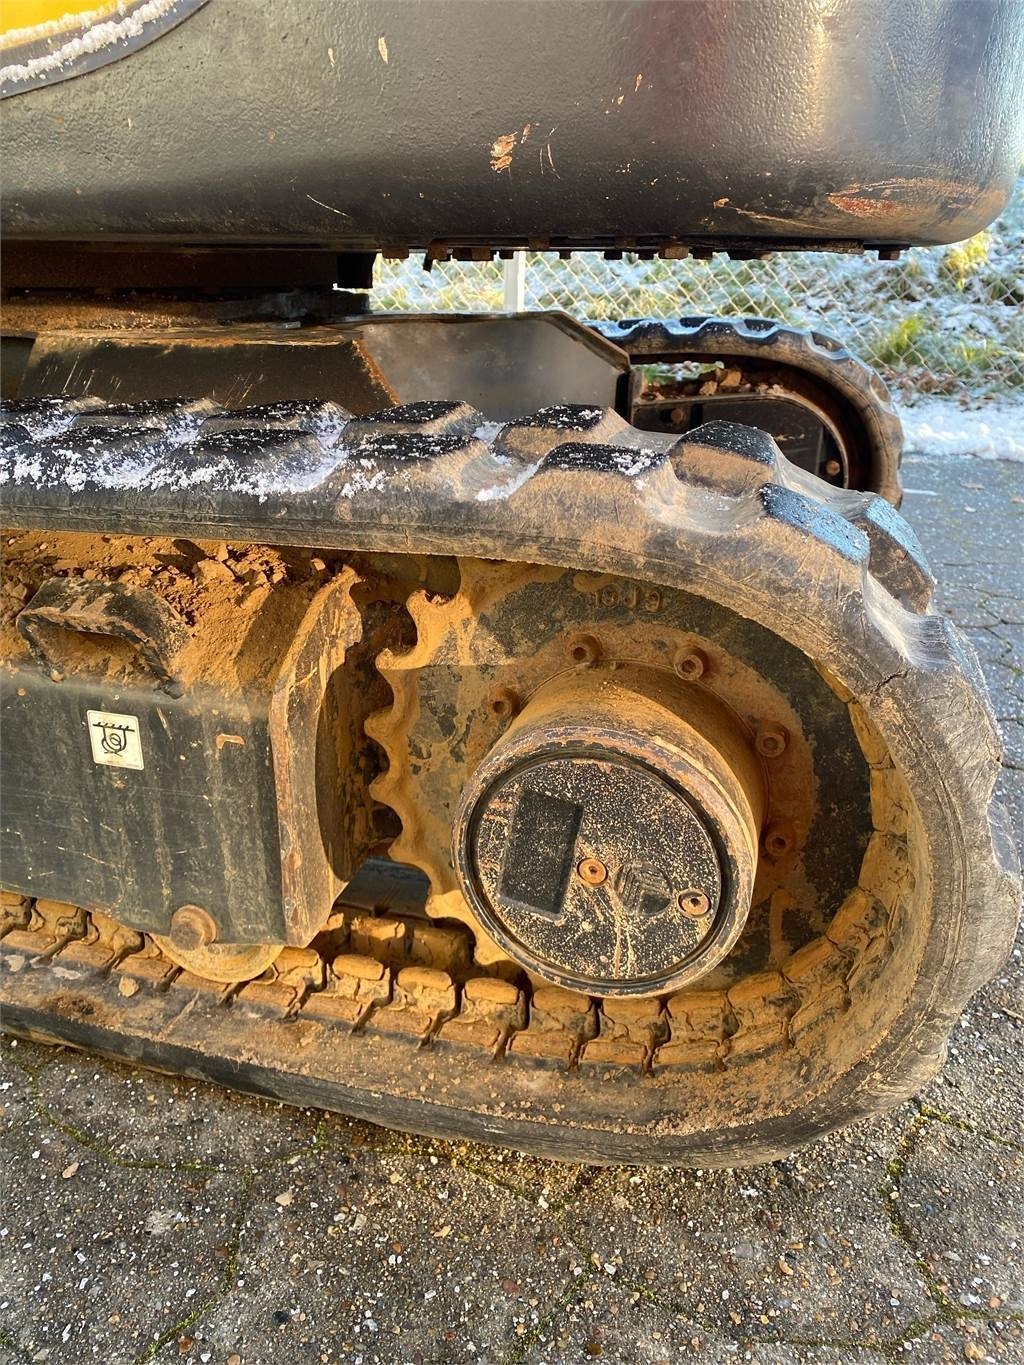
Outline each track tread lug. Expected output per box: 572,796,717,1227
494,403,630,460
340,428,479,466
672,418,780,492
69,398,221,437
346,399,484,441
199,400,350,442
845,495,935,610
760,481,872,572
0,395,108,438
536,439,666,477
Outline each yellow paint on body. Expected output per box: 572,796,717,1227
1,0,120,44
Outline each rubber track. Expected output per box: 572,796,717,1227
0,395,1018,1164
0,871,920,1074
595,315,904,505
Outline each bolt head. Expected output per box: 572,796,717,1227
577,857,608,886
674,648,708,681
763,823,795,861
678,889,711,917
755,723,789,758
487,686,520,721
169,904,218,951
568,634,602,666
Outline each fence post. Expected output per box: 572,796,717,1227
502,253,526,312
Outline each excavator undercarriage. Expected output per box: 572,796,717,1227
0,355,1017,1164
2,0,1022,1166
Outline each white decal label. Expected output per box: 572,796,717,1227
86,710,144,770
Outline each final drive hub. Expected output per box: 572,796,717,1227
453,673,765,997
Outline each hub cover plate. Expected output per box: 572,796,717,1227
463,749,724,994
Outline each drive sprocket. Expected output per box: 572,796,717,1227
367,559,854,998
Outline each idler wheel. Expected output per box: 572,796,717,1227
453,672,764,996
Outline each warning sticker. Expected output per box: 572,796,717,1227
86,710,144,771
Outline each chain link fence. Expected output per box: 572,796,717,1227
374,179,1023,401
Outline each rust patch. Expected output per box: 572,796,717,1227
489,132,517,174
731,175,1005,243
827,176,982,219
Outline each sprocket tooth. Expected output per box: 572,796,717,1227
671,419,781,494
373,586,458,674
346,400,484,440
366,566,540,966
368,639,457,892
365,693,420,815
494,404,631,459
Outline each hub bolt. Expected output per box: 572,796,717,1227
674,647,708,681
763,823,796,861
755,723,789,758
487,686,520,721
169,904,218,952
577,857,608,886
678,889,711,917
568,634,602,666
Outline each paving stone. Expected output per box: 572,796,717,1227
27,1047,336,1173
0,1037,43,1155
0,1093,240,1365
897,1123,1023,1314
919,946,1024,1147
524,1277,891,1364
740,1348,887,1364
566,1117,933,1351
187,1142,575,1365
907,1317,1024,1363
